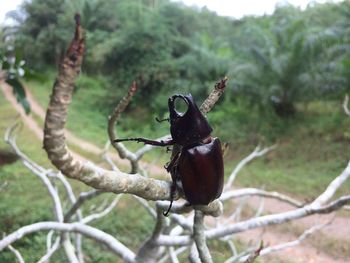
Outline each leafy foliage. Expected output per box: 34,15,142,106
229,4,347,117
3,0,350,123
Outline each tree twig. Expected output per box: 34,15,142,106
0,222,136,263
193,210,213,263
8,244,25,263
225,145,277,189
220,188,303,207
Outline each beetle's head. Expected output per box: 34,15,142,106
168,94,212,146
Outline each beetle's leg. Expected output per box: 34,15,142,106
163,161,170,170
155,116,170,123
165,151,180,172
163,182,176,216
166,146,173,153
114,138,174,146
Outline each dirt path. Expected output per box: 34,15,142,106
24,84,109,157
2,83,350,263
1,82,90,163
241,197,350,263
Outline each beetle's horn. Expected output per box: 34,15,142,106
168,95,188,119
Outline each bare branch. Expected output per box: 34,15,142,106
81,195,121,224
207,195,350,240
62,237,79,263
254,221,331,258
168,247,180,263
224,246,256,263
135,206,168,262
41,17,172,201
193,210,213,263
5,125,64,222
4,123,46,174
225,145,277,189
64,189,103,222
133,196,157,218
101,141,121,172
235,220,333,263
311,161,350,208
155,195,350,246
108,81,137,143
38,237,61,263
226,239,238,258
189,244,201,263
169,214,193,231
8,244,25,263
107,81,143,173
220,188,303,207
159,247,188,263
0,222,136,263
226,196,248,222
242,242,263,263
199,77,227,115
254,195,265,218
156,200,223,217
52,172,84,262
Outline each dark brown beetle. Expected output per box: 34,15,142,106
114,94,224,215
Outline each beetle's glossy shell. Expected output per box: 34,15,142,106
177,137,224,205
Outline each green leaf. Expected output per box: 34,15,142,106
1,60,10,70
5,78,31,114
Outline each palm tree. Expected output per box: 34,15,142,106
230,6,343,117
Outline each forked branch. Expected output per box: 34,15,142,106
42,15,225,213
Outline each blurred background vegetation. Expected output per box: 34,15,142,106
2,0,350,141
1,0,350,261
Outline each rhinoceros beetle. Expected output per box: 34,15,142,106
114,94,224,216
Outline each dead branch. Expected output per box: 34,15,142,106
193,210,213,263
8,244,25,263
220,188,303,207
225,145,277,189
135,206,168,262
199,77,227,115
64,189,103,222
0,222,136,263
42,17,172,202
37,237,61,263
81,195,121,224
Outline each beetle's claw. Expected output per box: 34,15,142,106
166,147,173,153
163,199,173,216
164,162,170,170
